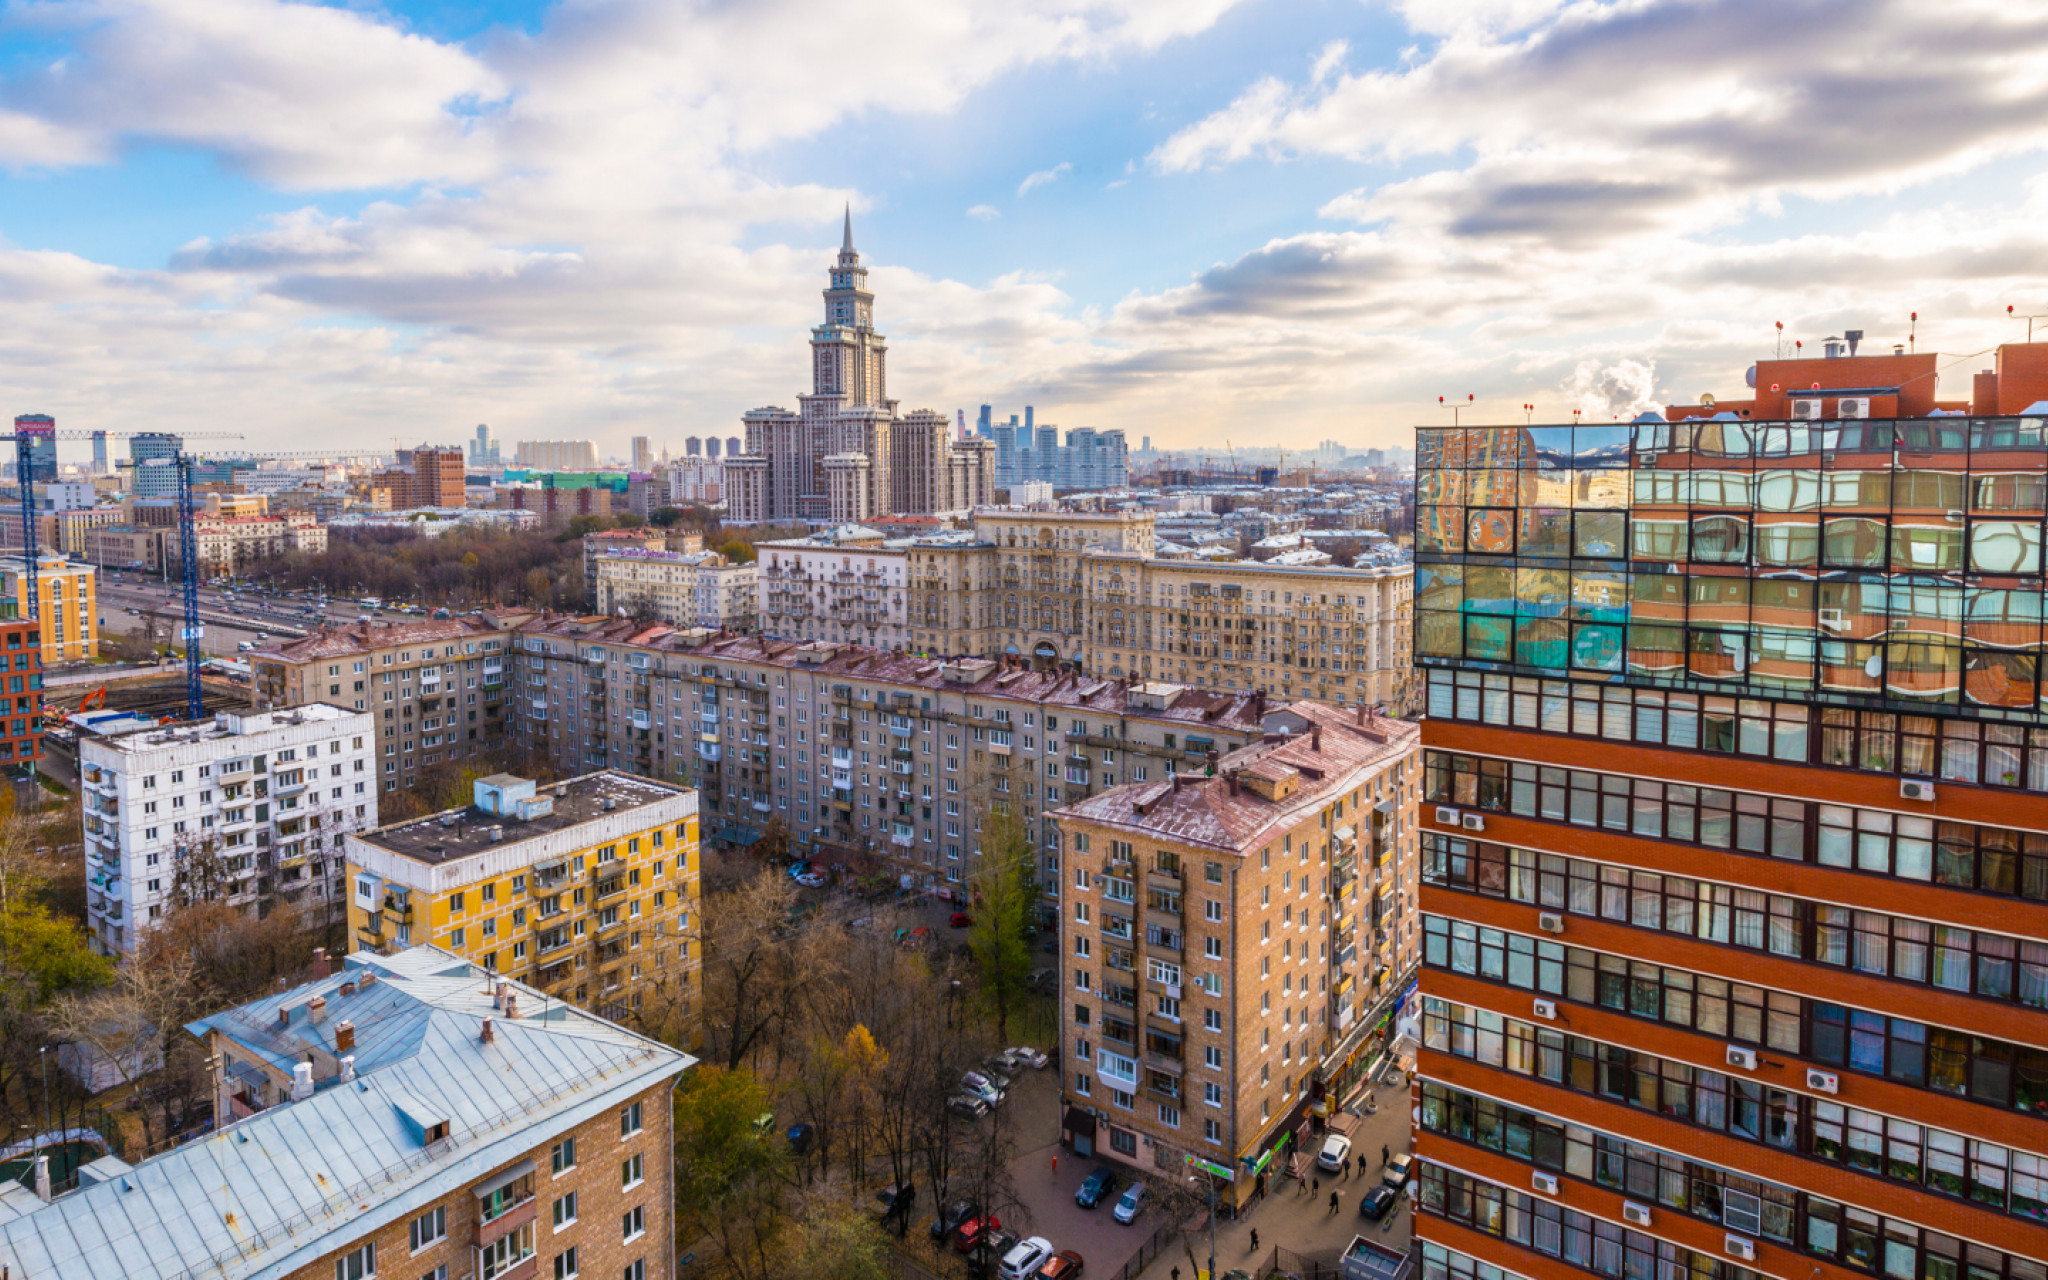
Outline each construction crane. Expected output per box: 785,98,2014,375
9,425,240,619
145,446,347,722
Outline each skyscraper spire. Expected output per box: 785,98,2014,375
842,203,855,255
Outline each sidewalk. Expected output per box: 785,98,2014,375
1132,1089,1413,1280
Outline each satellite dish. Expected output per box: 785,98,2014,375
1700,394,1716,407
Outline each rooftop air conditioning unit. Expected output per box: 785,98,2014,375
1434,806,1461,826
1622,1201,1653,1228
1837,397,1871,419
1531,1172,1560,1196
1461,813,1487,832
1533,998,1558,1021
1724,1236,1757,1262
1726,1045,1758,1071
1537,912,1566,935
1900,779,1936,802
1806,1068,1840,1095
1790,398,1823,421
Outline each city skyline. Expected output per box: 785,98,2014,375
2,2,2046,457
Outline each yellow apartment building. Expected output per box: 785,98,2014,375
344,769,701,1043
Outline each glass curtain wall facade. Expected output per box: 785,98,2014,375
1412,417,2048,1280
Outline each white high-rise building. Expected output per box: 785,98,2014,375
79,704,377,958
724,210,989,524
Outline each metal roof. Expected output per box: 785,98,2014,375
0,946,690,1280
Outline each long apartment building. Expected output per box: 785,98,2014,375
1413,375,2048,1280
0,944,691,1280
248,614,522,793
1050,703,1420,1209
593,548,757,632
505,618,1287,903
78,704,377,957
760,506,1415,712
345,770,700,1036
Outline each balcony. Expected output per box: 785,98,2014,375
474,1191,537,1246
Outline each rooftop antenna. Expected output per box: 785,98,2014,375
1439,394,1474,427
2009,305,2048,343
1910,311,1918,353
1522,403,1534,425
1775,320,1784,359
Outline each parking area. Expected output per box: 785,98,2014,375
1005,1141,1164,1278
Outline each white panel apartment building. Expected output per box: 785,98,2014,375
79,704,377,957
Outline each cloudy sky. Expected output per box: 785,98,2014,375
3,0,2048,461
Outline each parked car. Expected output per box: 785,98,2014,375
1383,1152,1415,1188
874,1181,916,1222
1037,1251,1085,1280
960,1072,1005,1105
978,1058,1015,1089
998,1237,1054,1280
1112,1182,1148,1224
1358,1184,1398,1220
1317,1133,1353,1173
947,1093,991,1119
1006,1046,1050,1069
899,925,935,950
1075,1165,1118,1209
795,871,827,889
954,1214,1003,1254
785,861,812,881
950,911,973,928
1028,967,1057,994
930,1198,977,1241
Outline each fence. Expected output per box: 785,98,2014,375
891,1255,946,1280
1258,1244,1350,1280
1108,1219,1181,1280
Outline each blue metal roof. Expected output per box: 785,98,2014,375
0,946,692,1280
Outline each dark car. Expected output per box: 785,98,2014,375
930,1197,977,1240
1358,1184,1398,1220
951,911,974,928
1076,1165,1118,1209
875,1180,916,1222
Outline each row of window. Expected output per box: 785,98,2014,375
1422,997,2048,1228
1423,841,2048,1008
1424,751,2048,900
1417,419,2048,471
1422,914,2048,1117
1424,668,2048,790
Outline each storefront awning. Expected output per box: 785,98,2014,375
1061,1106,1096,1138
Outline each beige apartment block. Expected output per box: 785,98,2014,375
1050,703,1420,1211
249,614,522,792
594,549,756,632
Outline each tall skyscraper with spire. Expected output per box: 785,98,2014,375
724,209,990,524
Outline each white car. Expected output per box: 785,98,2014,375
1113,1181,1148,1224
1317,1133,1354,1173
1005,1046,1049,1069
997,1237,1054,1280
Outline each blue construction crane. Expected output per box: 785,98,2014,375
8,423,238,620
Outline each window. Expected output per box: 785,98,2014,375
622,1263,645,1280
551,1137,576,1174
409,1206,446,1253
336,1244,376,1280
552,1191,577,1229
553,1247,578,1280
622,1206,645,1241
620,1101,643,1136
622,1153,644,1189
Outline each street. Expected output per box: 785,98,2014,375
92,573,435,659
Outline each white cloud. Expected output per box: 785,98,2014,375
1017,162,1072,196
967,204,1001,220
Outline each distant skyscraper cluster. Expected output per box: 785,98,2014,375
469,423,501,467
973,404,1127,491
722,211,992,524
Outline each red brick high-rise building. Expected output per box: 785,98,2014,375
1412,342,2048,1280
374,445,467,510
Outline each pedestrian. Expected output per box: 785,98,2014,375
1312,1175,1320,1197
1172,1269,1181,1280
1330,1189,1341,1215
1250,1229,1260,1252
1381,1143,1391,1166
1358,1153,1368,1176
1051,1154,1058,1176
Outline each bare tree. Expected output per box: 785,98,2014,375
49,949,203,1152
699,868,809,1071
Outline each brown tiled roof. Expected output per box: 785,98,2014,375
1050,704,1418,853
247,611,523,663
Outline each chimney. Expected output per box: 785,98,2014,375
289,1062,315,1101
481,1016,495,1044
335,1020,355,1053
276,1006,291,1028
311,947,331,979
1844,328,1864,357
32,1155,50,1203
339,981,357,998
494,979,509,1010
1311,724,1322,753
504,993,519,1019
1356,702,1367,726
1228,772,1240,797
306,995,327,1022
358,971,377,989
339,1054,356,1083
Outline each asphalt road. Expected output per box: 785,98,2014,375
92,574,411,658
